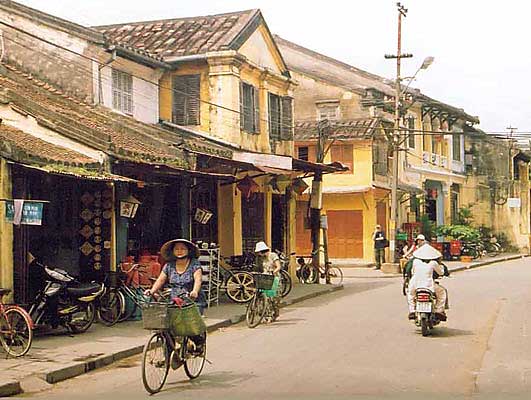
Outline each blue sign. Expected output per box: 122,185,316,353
5,201,44,225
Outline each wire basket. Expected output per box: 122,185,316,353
141,303,176,330
254,273,275,290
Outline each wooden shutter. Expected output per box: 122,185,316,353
331,144,353,173
253,86,260,133
268,93,281,140
239,81,245,130
172,75,200,125
280,96,293,140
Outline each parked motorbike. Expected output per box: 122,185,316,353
28,262,104,334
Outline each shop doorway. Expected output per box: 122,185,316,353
271,194,286,252
327,210,364,258
241,193,264,253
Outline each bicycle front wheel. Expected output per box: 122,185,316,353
299,264,316,284
279,270,292,297
246,293,266,328
142,332,170,394
0,308,33,357
184,334,207,379
328,267,344,285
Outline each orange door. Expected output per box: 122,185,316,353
326,210,364,258
295,201,312,255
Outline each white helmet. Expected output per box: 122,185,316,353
254,241,270,253
416,234,426,241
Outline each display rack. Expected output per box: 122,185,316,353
197,245,220,308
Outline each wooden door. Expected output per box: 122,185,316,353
327,210,363,258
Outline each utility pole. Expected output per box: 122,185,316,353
310,120,328,282
385,3,412,264
507,125,518,196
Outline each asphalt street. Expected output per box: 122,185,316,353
18,258,531,400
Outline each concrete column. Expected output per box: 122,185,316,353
0,158,14,301
264,183,272,247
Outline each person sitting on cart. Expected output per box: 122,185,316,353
144,239,206,353
254,241,281,316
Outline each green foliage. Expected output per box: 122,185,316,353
435,224,480,242
455,204,474,225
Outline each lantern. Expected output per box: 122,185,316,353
291,178,309,195
268,175,291,193
119,195,141,218
236,175,260,199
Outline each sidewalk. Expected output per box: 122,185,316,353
0,283,343,397
341,253,528,278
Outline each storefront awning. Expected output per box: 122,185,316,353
10,162,141,183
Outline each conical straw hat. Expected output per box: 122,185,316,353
412,243,442,260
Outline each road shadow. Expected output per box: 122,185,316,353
163,370,253,393
428,327,475,338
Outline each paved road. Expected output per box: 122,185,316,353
20,259,531,399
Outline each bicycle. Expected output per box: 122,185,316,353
214,259,256,303
0,288,33,357
245,273,280,328
141,294,207,394
97,271,126,326
295,250,344,285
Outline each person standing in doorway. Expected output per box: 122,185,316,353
372,225,387,270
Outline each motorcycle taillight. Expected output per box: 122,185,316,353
417,294,430,302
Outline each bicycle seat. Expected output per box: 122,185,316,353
0,288,11,296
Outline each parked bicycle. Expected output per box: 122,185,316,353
0,288,33,357
245,273,279,328
141,293,207,394
295,249,344,285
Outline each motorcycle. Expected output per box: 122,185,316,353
413,288,443,336
28,262,104,334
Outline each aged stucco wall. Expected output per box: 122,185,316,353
0,158,13,301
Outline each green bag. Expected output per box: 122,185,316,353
263,276,280,298
170,304,207,337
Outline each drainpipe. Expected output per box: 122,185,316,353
98,46,116,105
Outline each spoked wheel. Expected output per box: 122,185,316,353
226,271,255,303
183,334,207,379
0,308,33,357
98,289,124,326
327,267,344,285
246,293,266,328
279,270,292,297
142,332,170,394
402,278,409,296
68,302,96,333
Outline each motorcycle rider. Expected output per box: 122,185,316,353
407,243,448,321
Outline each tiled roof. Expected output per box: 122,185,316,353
295,118,384,141
0,63,191,169
0,123,97,167
94,10,259,59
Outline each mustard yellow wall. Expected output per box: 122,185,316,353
0,158,13,302
321,139,374,187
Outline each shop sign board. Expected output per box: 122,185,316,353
5,200,44,225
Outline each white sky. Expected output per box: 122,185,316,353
13,0,531,135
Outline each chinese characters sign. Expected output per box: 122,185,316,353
5,201,44,225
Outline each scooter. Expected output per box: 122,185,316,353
28,262,104,334
414,286,446,336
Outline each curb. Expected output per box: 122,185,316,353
24,285,343,390
449,254,528,273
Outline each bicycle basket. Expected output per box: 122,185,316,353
142,303,176,330
254,273,275,290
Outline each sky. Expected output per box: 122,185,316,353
12,0,531,137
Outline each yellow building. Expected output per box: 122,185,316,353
99,10,304,257
277,36,482,262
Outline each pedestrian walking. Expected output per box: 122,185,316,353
371,225,387,270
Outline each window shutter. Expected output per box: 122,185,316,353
253,86,260,133
268,93,281,140
186,75,200,125
280,97,293,140
239,81,245,130
331,144,353,173
172,75,200,125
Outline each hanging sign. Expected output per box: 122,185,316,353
194,208,213,224
5,200,44,225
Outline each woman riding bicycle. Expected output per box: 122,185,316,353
254,241,281,318
144,239,206,353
